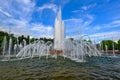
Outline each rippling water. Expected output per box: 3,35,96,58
0,54,120,80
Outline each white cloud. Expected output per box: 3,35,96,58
31,23,54,38
0,0,36,37
92,26,101,31
64,18,83,34
83,14,94,27
0,0,35,21
50,0,69,8
64,18,83,24
38,4,58,13
82,6,88,11
82,3,96,11
0,25,30,37
0,7,12,17
91,19,120,31
64,13,94,36
5,19,27,28
72,3,96,13
0,20,54,38
60,0,70,7
0,26,8,32
72,10,83,13
90,30,120,41
0,0,55,38
66,30,120,42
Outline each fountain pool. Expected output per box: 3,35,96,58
0,54,120,80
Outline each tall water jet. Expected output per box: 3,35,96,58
112,42,116,56
15,38,20,54
105,45,108,53
8,37,12,59
14,44,17,55
54,8,65,50
2,36,7,56
19,43,23,50
112,37,116,57
23,39,26,47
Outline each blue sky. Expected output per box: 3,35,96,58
0,0,120,41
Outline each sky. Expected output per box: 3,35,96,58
0,0,120,41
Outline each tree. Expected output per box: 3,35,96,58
88,39,92,43
101,40,117,50
0,31,9,48
30,38,36,43
69,38,74,41
26,35,30,44
18,35,25,44
39,37,53,43
118,40,120,51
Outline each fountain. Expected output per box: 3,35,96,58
8,37,12,59
2,36,7,57
0,7,120,80
0,8,101,62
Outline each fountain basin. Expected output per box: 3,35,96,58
0,54,120,80
50,50,63,56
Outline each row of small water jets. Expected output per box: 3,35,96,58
1,36,27,60
1,36,101,62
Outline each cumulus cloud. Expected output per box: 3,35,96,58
0,0,55,38
0,0,35,20
64,13,94,36
90,30,120,41
30,23,54,38
0,25,30,37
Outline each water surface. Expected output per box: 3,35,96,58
0,54,120,80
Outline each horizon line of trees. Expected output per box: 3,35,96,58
96,40,120,51
0,31,120,51
0,31,53,49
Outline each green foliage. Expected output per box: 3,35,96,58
0,31,9,48
101,40,118,50
26,35,30,44
0,31,54,53
1,31,119,52
0,36,4,48
30,38,36,43
118,40,120,51
69,38,74,41
40,37,53,43
88,39,92,43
